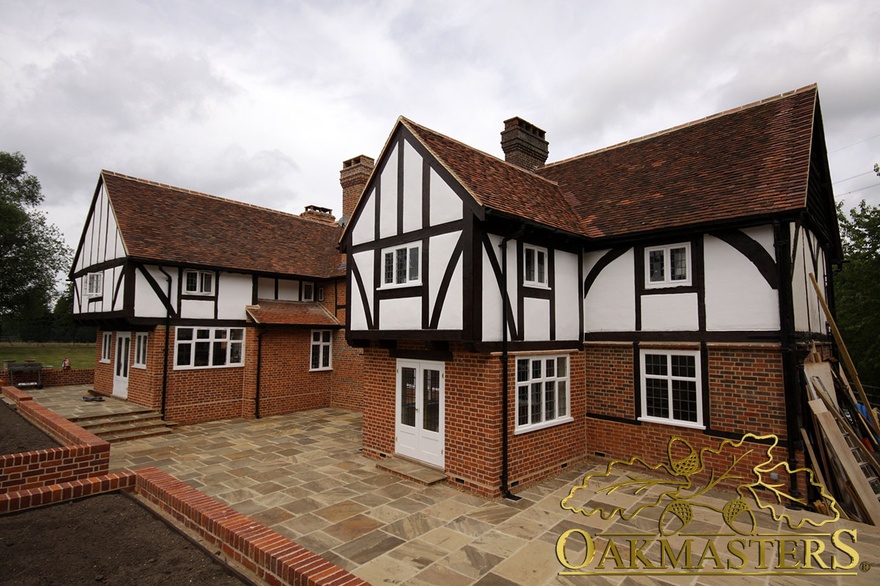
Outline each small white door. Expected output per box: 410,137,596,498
113,332,130,399
395,360,444,468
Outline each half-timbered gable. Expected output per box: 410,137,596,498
71,170,364,423
344,85,843,498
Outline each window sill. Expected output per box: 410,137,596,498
173,364,244,371
514,415,573,435
379,282,422,291
132,364,147,370
523,282,550,290
644,281,693,290
637,416,705,431
99,359,110,364
309,367,333,372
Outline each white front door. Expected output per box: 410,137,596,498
113,332,130,399
395,360,445,468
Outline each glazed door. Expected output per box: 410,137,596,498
113,332,130,399
395,360,444,468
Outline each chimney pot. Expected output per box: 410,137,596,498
501,117,549,171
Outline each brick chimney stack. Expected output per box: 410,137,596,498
340,155,375,223
300,205,336,224
501,117,549,171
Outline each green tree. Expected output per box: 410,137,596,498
0,151,71,322
835,200,880,389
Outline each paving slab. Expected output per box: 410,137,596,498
20,386,880,585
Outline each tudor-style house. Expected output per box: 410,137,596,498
340,85,841,498
70,159,374,424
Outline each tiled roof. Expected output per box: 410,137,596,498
536,85,819,239
102,171,345,278
401,85,820,240
401,118,583,234
246,301,340,327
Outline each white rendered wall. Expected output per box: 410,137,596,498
583,249,636,332
792,226,829,334
352,188,376,246
523,297,551,341
350,251,374,331
481,234,504,342
133,266,172,318
402,141,423,234
379,144,398,239
278,279,299,301
379,297,422,330
428,231,463,330
554,250,581,341
181,299,214,319
641,293,699,331
430,168,461,225
217,273,251,319
704,234,780,331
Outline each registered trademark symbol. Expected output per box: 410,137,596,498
859,561,871,573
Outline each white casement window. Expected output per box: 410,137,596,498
646,243,691,288
101,332,112,363
523,245,548,287
174,327,244,369
639,349,703,429
133,332,148,369
86,273,103,298
382,243,421,287
515,354,572,433
184,270,214,295
310,330,332,371
302,282,314,301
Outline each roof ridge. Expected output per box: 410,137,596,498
100,169,335,227
542,84,818,169
400,117,561,188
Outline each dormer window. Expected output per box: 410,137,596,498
645,243,691,288
184,270,214,295
523,245,548,287
382,243,421,287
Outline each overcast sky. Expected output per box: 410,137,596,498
1,0,878,260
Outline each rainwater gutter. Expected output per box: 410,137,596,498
500,226,526,501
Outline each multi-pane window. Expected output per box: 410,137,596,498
515,355,570,432
86,273,103,298
184,270,214,295
523,245,548,287
101,332,112,363
645,243,691,288
382,243,421,287
302,282,314,301
640,350,703,428
310,330,332,371
133,332,148,368
174,327,244,369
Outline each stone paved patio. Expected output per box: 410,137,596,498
20,386,880,585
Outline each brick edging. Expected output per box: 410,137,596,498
1,386,110,493
134,467,367,586
0,471,137,514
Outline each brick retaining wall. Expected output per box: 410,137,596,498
0,368,94,387
0,385,110,493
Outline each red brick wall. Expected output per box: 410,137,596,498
93,329,113,395
0,368,93,387
0,386,110,493
361,347,397,460
585,342,635,420
331,330,364,411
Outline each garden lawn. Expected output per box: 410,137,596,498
0,343,95,370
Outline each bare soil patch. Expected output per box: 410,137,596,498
0,402,249,585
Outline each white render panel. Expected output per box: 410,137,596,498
351,251,374,331
792,227,828,334
76,185,125,272
429,168,462,225
402,140,423,234
134,267,169,318
704,235,779,331
352,187,376,246
554,250,580,341
428,231,463,330
379,297,422,330
523,297,550,341
278,279,299,301
110,266,124,312
481,235,504,342
257,278,275,300
379,144,399,239
181,298,215,319
217,273,251,319
583,249,636,332
641,293,699,331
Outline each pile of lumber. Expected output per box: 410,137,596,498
801,274,880,525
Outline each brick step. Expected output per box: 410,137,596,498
67,407,157,424
99,427,176,443
81,419,178,437
76,411,169,429
376,457,447,485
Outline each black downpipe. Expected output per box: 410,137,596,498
254,329,264,419
158,267,172,420
773,220,801,499
500,227,525,500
